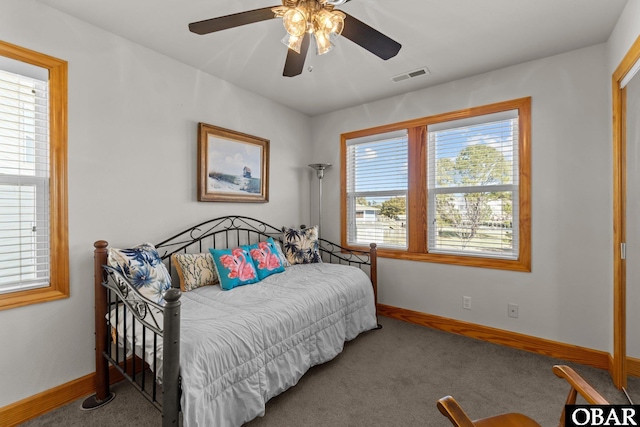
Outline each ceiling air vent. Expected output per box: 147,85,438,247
391,67,431,83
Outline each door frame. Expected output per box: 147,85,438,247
613,35,640,390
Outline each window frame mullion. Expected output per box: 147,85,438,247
407,126,426,253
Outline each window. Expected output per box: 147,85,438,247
428,110,519,259
344,130,408,248
0,41,68,309
341,98,530,271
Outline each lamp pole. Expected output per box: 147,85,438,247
308,163,332,238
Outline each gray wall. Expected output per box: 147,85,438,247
311,44,613,352
1,0,640,412
0,0,312,407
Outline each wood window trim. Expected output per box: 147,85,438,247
0,40,69,310
341,97,531,272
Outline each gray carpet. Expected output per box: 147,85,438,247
21,316,640,426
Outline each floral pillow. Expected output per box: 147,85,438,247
209,246,260,291
273,240,291,268
244,237,285,280
282,226,322,265
107,243,172,304
171,253,218,292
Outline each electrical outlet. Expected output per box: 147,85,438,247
463,296,471,310
508,303,519,318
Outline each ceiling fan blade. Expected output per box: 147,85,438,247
283,33,311,77
341,13,401,60
189,7,279,35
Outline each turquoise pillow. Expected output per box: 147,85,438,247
244,237,285,280
209,246,260,290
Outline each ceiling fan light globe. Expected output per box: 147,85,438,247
283,8,307,37
314,31,333,55
282,33,304,54
313,9,333,33
330,11,345,35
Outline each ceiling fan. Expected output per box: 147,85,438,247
188,0,402,77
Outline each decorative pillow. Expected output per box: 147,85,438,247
273,240,291,268
209,246,260,290
107,243,172,304
244,237,286,280
282,226,322,265
171,253,218,292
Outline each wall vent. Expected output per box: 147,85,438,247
391,67,431,83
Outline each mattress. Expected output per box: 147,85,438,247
179,263,377,427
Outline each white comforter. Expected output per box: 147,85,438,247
178,263,377,427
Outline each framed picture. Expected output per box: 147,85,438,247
197,123,269,203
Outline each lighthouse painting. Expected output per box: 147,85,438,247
198,123,269,203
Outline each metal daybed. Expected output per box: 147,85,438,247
83,215,379,426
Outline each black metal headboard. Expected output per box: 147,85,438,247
154,216,282,258
152,215,376,282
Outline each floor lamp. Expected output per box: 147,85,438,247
308,163,332,238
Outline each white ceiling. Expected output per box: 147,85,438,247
35,0,628,116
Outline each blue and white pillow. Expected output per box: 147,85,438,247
244,237,285,280
282,226,322,265
107,243,172,304
209,246,260,291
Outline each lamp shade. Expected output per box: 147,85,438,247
309,163,332,179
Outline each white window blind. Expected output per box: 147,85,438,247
345,130,408,248
427,110,519,259
0,65,50,294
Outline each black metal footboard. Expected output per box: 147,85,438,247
85,216,378,427
317,237,378,312
102,266,165,411
84,241,181,426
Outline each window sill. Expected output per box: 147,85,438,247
0,286,69,311
344,244,531,272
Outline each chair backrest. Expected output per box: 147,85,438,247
436,365,609,427
436,396,476,427
552,365,609,427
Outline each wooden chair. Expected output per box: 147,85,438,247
436,365,609,427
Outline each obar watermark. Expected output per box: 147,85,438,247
566,406,640,426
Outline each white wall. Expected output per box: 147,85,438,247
0,0,312,407
311,43,613,352
608,0,640,75
2,0,638,412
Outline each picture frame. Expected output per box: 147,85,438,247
197,123,269,203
